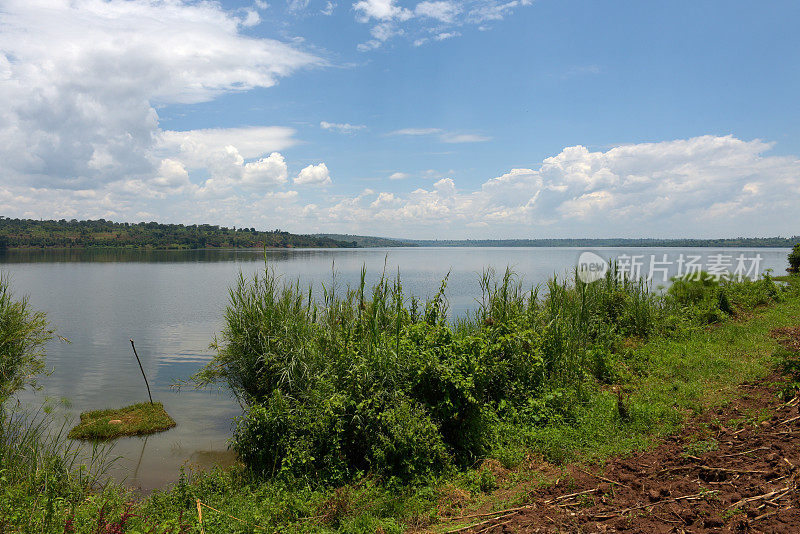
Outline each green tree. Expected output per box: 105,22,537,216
0,274,52,402
790,243,800,274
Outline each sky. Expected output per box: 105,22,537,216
0,0,799,239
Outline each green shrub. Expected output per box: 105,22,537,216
197,263,787,485
777,346,800,400
789,243,800,273
666,271,782,325
0,273,52,402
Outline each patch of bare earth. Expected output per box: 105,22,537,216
447,377,800,533
771,326,800,352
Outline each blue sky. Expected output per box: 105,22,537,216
1,0,799,238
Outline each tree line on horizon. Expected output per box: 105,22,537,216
0,217,796,250
407,236,800,248
0,217,354,250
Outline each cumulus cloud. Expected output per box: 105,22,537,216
389,172,411,180
297,135,800,237
242,153,290,188
295,163,333,186
3,136,798,238
320,121,367,133
158,127,298,165
151,159,193,194
0,0,321,192
241,8,262,26
354,0,412,22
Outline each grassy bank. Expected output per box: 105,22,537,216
3,268,800,532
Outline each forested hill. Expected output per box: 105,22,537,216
312,233,417,247
0,218,354,249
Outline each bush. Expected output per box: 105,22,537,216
0,273,52,403
198,264,788,484
789,243,800,274
666,271,782,325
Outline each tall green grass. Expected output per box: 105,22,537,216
194,263,789,484
0,403,117,531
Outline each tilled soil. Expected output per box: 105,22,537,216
453,378,800,533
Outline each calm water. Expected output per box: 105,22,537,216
2,247,791,491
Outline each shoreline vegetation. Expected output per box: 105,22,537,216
1,217,798,250
1,246,800,532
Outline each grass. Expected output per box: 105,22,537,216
67,402,176,440
0,403,117,533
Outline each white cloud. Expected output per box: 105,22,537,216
415,1,460,23
158,127,298,167
321,121,367,134
389,172,411,180
291,135,800,237
151,159,193,193
434,31,461,41
354,0,534,49
295,163,332,186
0,0,321,192
321,1,336,15
440,133,492,143
3,135,798,238
353,0,412,22
389,128,490,143
243,153,289,188
288,0,310,13
390,127,443,135
371,21,404,41
468,0,532,23
242,8,261,26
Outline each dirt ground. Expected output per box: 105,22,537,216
450,330,800,533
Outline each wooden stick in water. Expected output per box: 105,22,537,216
130,339,153,405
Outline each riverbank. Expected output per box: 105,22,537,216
1,271,798,532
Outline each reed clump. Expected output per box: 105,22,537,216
195,264,789,483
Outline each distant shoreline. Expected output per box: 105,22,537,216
1,217,796,250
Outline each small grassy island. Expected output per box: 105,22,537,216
68,402,176,440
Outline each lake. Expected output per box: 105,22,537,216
2,246,791,491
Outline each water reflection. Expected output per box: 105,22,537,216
0,247,332,263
